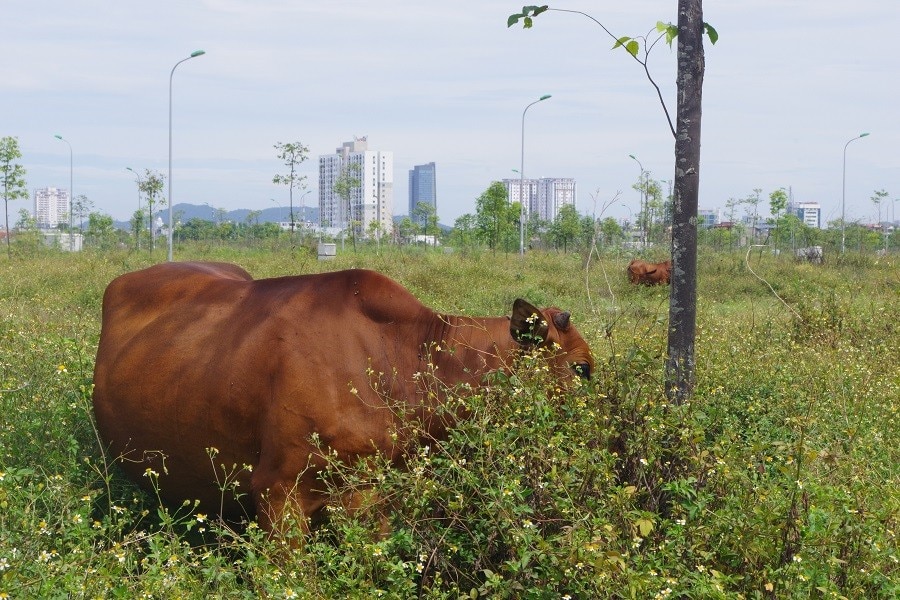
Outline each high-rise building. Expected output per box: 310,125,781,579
504,178,537,212
34,187,70,228
534,178,576,222
789,201,822,228
408,162,437,225
319,137,393,238
502,177,575,222
698,208,719,228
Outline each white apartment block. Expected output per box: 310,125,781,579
318,137,393,238
34,187,70,228
793,201,822,228
503,177,576,222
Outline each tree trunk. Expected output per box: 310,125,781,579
666,0,705,403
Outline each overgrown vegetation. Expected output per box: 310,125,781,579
0,246,897,598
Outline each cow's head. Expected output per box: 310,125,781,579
509,298,594,380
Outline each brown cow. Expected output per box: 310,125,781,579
92,262,594,532
627,259,672,286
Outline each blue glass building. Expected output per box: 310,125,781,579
408,162,437,225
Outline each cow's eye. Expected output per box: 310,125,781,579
572,362,591,379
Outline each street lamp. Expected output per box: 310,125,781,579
629,154,646,248
519,94,551,256
126,167,144,250
168,49,206,261
53,134,73,251
299,189,312,230
841,132,870,254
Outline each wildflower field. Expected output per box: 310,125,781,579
0,246,897,598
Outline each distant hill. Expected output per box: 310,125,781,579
113,203,318,230
112,203,451,232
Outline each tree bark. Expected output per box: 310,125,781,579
666,0,705,403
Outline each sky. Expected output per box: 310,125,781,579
3,1,898,227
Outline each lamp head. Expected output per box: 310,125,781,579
539,94,551,101
191,50,206,58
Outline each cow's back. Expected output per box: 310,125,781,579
93,262,264,518
92,263,434,521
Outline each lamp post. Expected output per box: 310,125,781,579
168,49,206,261
519,94,551,256
629,154,646,248
126,167,144,250
53,134,73,251
841,132,870,254
297,189,312,234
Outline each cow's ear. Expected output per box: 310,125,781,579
552,311,571,331
510,298,549,345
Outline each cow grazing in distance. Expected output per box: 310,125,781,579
92,262,594,532
627,259,672,286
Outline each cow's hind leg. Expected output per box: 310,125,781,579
251,468,327,540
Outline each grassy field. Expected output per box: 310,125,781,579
0,245,897,598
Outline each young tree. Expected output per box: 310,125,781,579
870,188,888,225
72,194,94,234
1,136,29,258
131,209,146,250
273,141,310,241
396,216,415,245
475,181,513,253
549,204,581,252
412,201,438,238
599,217,624,248
138,170,165,253
13,208,41,253
643,177,664,244
509,1,714,402
450,213,478,249
86,212,117,249
743,188,763,241
333,162,362,250
768,187,788,254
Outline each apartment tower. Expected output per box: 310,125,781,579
319,137,393,238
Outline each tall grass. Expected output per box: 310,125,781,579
0,246,897,598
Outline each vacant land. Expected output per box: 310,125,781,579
0,247,897,598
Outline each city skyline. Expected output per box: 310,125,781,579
3,2,897,229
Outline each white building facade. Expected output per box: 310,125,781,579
792,201,822,228
318,137,393,238
502,177,576,222
34,187,70,228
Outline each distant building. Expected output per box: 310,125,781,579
34,187,70,228
408,162,437,225
790,201,822,228
698,208,719,228
318,137,393,238
502,177,576,222
505,178,536,212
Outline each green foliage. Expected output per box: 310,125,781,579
0,249,897,598
506,5,548,29
474,181,517,253
137,170,166,253
547,204,581,252
273,141,310,237
1,136,29,258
